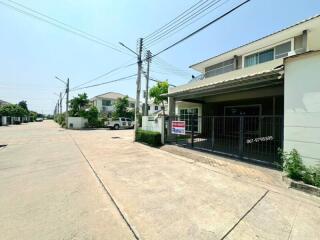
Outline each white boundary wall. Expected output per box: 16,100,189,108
142,116,165,144
1,116,7,125
68,117,88,129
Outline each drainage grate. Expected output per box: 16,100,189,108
111,137,120,139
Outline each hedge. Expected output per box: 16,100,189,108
135,129,162,147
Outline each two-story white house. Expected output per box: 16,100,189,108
90,92,135,117
167,15,320,167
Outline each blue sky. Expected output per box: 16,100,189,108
0,0,319,114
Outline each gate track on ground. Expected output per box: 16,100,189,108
68,133,140,240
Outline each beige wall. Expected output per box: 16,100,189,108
307,23,320,51
284,52,320,166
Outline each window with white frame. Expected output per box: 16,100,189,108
180,108,199,132
244,41,291,68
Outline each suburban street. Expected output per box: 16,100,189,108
0,121,319,240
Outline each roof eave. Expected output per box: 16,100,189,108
167,68,284,98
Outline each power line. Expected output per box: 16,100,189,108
144,0,208,40
141,46,191,77
152,62,191,78
71,74,137,91
6,0,122,50
150,0,250,60
144,0,222,46
71,61,136,90
146,0,231,47
0,0,134,56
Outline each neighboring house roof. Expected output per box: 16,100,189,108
167,66,284,98
91,92,135,102
190,14,320,72
0,99,10,106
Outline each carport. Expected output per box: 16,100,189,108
166,67,284,165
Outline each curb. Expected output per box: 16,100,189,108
282,175,320,197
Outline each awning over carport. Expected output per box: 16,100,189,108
167,66,284,101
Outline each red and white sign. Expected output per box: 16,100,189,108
171,121,186,135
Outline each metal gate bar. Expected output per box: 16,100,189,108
166,115,283,165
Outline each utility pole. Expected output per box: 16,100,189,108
59,92,62,115
118,39,143,134
54,104,57,117
55,76,69,129
144,50,152,116
135,38,143,131
65,78,69,129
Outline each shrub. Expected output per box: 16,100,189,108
85,106,99,127
281,148,320,188
135,129,162,147
282,149,305,181
55,114,66,127
302,167,320,188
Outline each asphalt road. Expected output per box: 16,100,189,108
0,121,319,240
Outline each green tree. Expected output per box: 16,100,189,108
149,81,169,115
18,100,29,113
112,96,130,119
29,111,38,121
69,93,89,117
0,104,28,117
85,106,99,127
0,104,11,116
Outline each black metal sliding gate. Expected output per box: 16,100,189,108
166,115,283,165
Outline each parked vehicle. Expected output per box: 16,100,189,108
106,117,134,130
35,117,43,122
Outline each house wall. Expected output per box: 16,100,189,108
284,52,320,166
191,16,320,73
95,99,103,112
94,97,136,115
307,23,320,51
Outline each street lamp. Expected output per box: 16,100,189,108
55,76,67,85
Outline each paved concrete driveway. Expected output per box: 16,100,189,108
0,121,134,240
1,121,319,240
